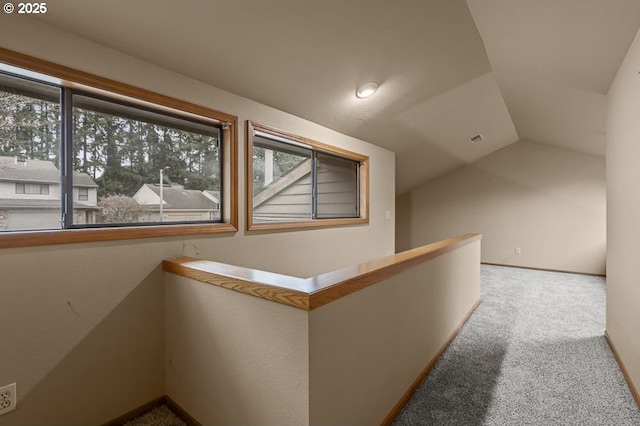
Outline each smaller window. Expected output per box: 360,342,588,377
247,121,368,231
16,183,49,195
78,187,89,201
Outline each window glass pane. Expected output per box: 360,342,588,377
78,187,88,201
316,152,359,219
252,136,313,223
72,94,221,225
0,72,61,231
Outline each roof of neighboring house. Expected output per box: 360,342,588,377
203,190,219,204
254,159,311,208
0,156,98,187
138,184,217,210
0,199,98,210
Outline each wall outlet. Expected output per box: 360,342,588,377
515,247,522,255
0,383,16,416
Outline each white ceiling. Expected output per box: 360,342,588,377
28,0,640,193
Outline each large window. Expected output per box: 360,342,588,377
0,51,237,247
247,121,368,230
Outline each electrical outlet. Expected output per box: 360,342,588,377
515,247,522,255
0,383,16,416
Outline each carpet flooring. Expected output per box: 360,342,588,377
124,405,186,426
393,264,640,425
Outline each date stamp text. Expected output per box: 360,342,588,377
4,3,48,14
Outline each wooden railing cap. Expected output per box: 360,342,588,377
163,233,482,310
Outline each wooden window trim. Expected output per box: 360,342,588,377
0,47,238,249
246,121,369,232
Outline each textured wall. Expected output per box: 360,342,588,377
165,275,310,425
309,241,481,424
606,24,640,404
397,141,605,275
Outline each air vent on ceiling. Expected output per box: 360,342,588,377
469,134,483,144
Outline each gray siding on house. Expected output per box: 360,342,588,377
253,156,358,222
254,175,313,221
316,156,358,218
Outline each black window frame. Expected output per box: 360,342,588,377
0,68,225,231
65,89,224,229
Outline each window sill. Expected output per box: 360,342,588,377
0,222,238,249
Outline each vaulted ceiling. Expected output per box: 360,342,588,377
28,0,640,193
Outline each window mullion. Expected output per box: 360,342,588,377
311,151,318,219
355,163,360,217
61,87,74,229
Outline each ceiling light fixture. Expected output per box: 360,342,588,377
356,82,379,99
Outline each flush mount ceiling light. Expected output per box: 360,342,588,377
356,82,379,99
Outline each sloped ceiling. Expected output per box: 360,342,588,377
467,0,640,158
18,0,640,193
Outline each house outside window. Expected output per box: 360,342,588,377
247,121,369,231
71,93,222,226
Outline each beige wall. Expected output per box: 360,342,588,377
397,141,606,275
606,25,640,401
165,275,310,425
309,240,480,425
0,16,395,425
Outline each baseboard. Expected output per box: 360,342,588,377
102,395,201,426
165,395,202,426
605,331,640,409
102,396,165,426
381,298,481,426
481,262,606,277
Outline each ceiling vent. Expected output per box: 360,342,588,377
469,134,483,144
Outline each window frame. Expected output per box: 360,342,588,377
0,47,238,249
246,121,369,231
67,89,224,228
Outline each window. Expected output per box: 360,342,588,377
71,93,222,226
0,49,237,247
16,183,50,195
78,187,88,201
247,121,368,230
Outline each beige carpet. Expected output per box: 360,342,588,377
393,264,640,425
124,405,186,426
